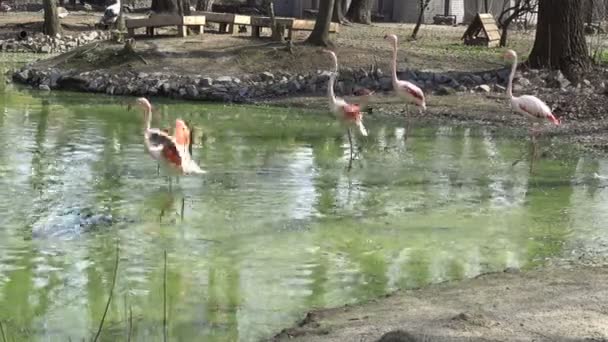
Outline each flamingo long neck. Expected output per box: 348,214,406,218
328,73,337,107
391,39,399,87
143,106,151,131
327,53,338,106
507,54,517,99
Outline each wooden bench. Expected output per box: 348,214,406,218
250,16,339,39
126,14,206,38
193,11,251,34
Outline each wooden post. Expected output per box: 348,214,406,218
252,25,261,37
178,25,187,37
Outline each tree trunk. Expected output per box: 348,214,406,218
332,0,350,23
483,0,489,12
195,0,213,11
43,0,62,36
346,0,372,24
155,0,189,15
411,0,429,40
306,0,335,46
528,0,591,80
267,1,284,41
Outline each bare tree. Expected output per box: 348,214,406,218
528,0,591,80
497,0,537,47
411,0,431,40
306,0,335,46
346,0,372,24
43,0,61,36
195,0,213,11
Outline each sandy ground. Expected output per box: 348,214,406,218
271,266,608,342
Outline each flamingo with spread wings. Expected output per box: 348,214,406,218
134,98,205,186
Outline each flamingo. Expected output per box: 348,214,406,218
504,49,560,161
134,98,205,186
323,50,368,169
384,34,426,134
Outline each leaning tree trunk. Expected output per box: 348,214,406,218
195,0,213,11
528,0,591,80
411,0,430,40
43,0,62,36
306,0,335,46
346,0,372,24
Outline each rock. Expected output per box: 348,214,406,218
583,79,592,87
82,31,99,41
448,79,460,88
137,72,148,79
260,71,274,81
435,74,450,84
14,69,30,83
517,77,531,87
185,84,198,98
49,69,61,87
456,85,468,92
215,76,232,83
200,77,213,87
494,84,506,92
545,70,570,89
288,79,301,92
40,45,51,53
482,73,493,82
475,84,491,93
436,86,455,96
38,84,50,91
379,76,392,91
471,75,483,84
83,3,93,11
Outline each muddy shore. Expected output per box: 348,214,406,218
270,265,608,342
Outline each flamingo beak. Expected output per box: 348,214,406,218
548,114,560,125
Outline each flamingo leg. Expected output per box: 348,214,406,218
347,128,353,171
157,162,160,176
180,196,185,221
404,104,411,140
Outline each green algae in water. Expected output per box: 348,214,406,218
0,81,607,341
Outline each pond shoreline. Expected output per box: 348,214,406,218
270,265,608,341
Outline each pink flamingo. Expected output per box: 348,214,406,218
134,98,205,185
504,50,560,160
324,50,368,169
384,34,426,130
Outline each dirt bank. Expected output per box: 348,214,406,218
271,265,608,342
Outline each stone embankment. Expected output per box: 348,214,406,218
1,30,111,54
12,63,518,101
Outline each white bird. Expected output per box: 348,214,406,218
504,49,560,165
0,2,12,12
384,34,426,128
100,0,121,26
324,50,368,169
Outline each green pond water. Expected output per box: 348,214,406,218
1,61,608,342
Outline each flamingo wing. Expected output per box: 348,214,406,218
515,95,559,124
397,80,425,102
148,130,182,167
